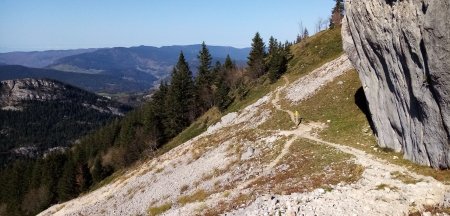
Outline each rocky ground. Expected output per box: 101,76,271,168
39,55,450,216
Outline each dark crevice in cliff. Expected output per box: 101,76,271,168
386,0,398,7
422,2,429,14
355,87,378,136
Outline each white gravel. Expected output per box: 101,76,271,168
285,54,353,103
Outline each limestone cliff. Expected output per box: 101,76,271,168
343,0,450,168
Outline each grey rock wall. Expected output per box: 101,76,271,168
343,0,450,168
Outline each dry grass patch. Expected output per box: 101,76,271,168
179,184,189,194
177,189,210,206
375,183,399,191
147,202,172,216
391,171,421,184
154,167,164,174
409,204,450,216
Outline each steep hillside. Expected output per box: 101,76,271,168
0,78,130,163
0,49,97,68
38,28,450,216
0,65,153,93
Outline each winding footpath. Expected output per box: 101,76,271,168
230,73,450,216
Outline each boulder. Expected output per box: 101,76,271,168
342,0,450,168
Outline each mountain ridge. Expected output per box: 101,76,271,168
0,78,131,163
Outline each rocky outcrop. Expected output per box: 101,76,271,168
0,78,67,108
0,78,129,115
343,0,450,168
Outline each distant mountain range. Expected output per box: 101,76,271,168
0,45,250,93
0,48,98,68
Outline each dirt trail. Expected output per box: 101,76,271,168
242,73,450,216
271,76,296,124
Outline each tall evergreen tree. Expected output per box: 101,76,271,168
268,42,289,83
247,32,266,78
268,36,278,56
144,81,168,144
330,0,344,28
196,42,214,112
164,52,196,138
57,159,76,201
224,54,235,71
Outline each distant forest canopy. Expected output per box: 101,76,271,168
0,79,132,165
0,32,294,216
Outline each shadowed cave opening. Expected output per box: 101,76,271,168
354,87,378,136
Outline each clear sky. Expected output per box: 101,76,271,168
0,0,335,52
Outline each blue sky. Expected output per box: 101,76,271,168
0,0,335,52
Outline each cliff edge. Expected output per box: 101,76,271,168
343,0,450,168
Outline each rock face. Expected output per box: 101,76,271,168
0,78,67,107
343,0,450,168
0,78,130,115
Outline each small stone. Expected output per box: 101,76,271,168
317,188,325,194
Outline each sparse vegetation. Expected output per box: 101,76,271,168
147,202,172,216
375,184,399,191
391,171,421,185
177,189,210,206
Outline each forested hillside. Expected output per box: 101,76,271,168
0,78,131,165
0,37,289,215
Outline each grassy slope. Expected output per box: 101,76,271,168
284,69,450,182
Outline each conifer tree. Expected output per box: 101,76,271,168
57,159,76,201
303,28,309,39
268,40,290,83
268,36,278,56
164,52,195,138
224,54,235,71
196,42,214,112
247,32,266,78
330,0,344,28
144,81,168,144
212,61,231,111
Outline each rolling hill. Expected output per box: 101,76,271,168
0,45,250,94
0,65,155,93
0,78,131,164
48,45,250,79
0,49,98,68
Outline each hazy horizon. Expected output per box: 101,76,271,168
0,0,334,53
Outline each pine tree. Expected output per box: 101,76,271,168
164,52,195,138
212,61,231,111
57,159,77,201
247,32,266,78
268,36,278,56
196,42,214,112
330,0,344,28
224,54,235,71
267,40,291,83
303,28,309,39
144,81,168,144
